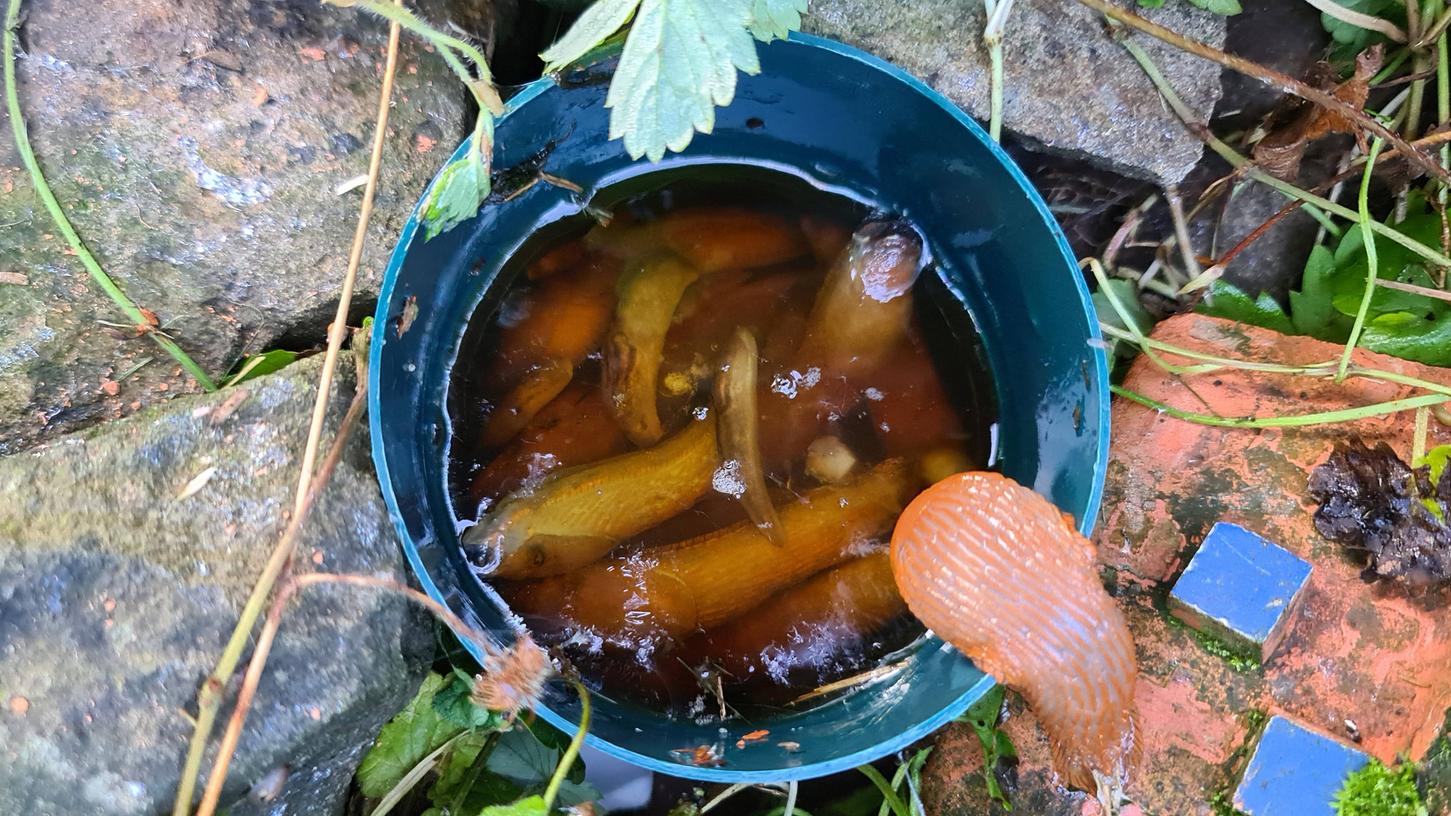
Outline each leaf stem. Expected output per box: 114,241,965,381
1303,0,1408,42
859,765,912,816
4,0,216,390
983,0,1016,142
1339,137,1386,381
1078,0,1451,185
542,678,591,812
1112,386,1450,427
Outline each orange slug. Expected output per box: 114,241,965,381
589,208,809,273
795,220,925,380
889,472,1138,798
463,415,720,579
508,459,913,642
685,551,906,683
468,383,630,507
478,359,575,449
604,256,701,446
486,262,617,392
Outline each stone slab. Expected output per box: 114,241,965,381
805,0,1226,185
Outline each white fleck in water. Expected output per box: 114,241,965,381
692,405,709,421
864,387,884,401
712,459,746,498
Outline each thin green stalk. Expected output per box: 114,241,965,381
1339,137,1386,381
1118,34,1451,270
1372,48,1413,86
1415,406,1431,463
341,0,497,108
859,765,911,816
1112,386,1449,428
1408,0,1427,139
4,0,215,390
541,679,591,812
983,0,1016,142
1098,323,1451,397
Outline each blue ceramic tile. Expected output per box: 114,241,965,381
1170,522,1312,660
1234,716,1368,815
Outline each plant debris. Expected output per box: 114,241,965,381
1308,439,1451,587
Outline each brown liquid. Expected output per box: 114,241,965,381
447,171,995,721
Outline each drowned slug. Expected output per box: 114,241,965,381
890,472,1138,802
715,327,782,543
685,551,905,683
509,459,912,642
604,256,701,446
463,415,719,579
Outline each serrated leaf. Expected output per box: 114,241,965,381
480,794,548,816
746,0,806,42
433,670,506,731
1290,244,1338,337
606,0,759,161
1197,281,1295,335
421,148,490,241
1188,0,1241,14
358,674,466,798
1360,311,1451,366
541,0,642,72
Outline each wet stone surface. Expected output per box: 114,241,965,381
0,0,512,455
0,356,430,816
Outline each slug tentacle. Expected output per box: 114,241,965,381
889,471,1138,794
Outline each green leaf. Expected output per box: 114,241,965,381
1328,212,1448,320
487,727,564,787
223,349,299,388
1319,0,1400,49
433,670,505,731
358,674,466,798
1421,445,1451,487
421,148,490,241
746,0,807,42
1290,245,1338,338
479,795,548,816
1187,0,1241,14
1360,312,1451,366
1136,0,1165,7
1197,281,1295,335
960,685,1014,811
429,729,497,808
606,0,760,161
540,0,642,72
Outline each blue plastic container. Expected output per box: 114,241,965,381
369,33,1110,782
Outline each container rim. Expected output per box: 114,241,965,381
369,31,1111,782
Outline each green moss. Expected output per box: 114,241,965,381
1333,759,1427,816
1163,614,1262,673
1208,790,1249,816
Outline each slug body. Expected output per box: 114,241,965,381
604,256,701,446
509,459,912,643
464,415,719,579
685,551,906,684
890,472,1137,795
